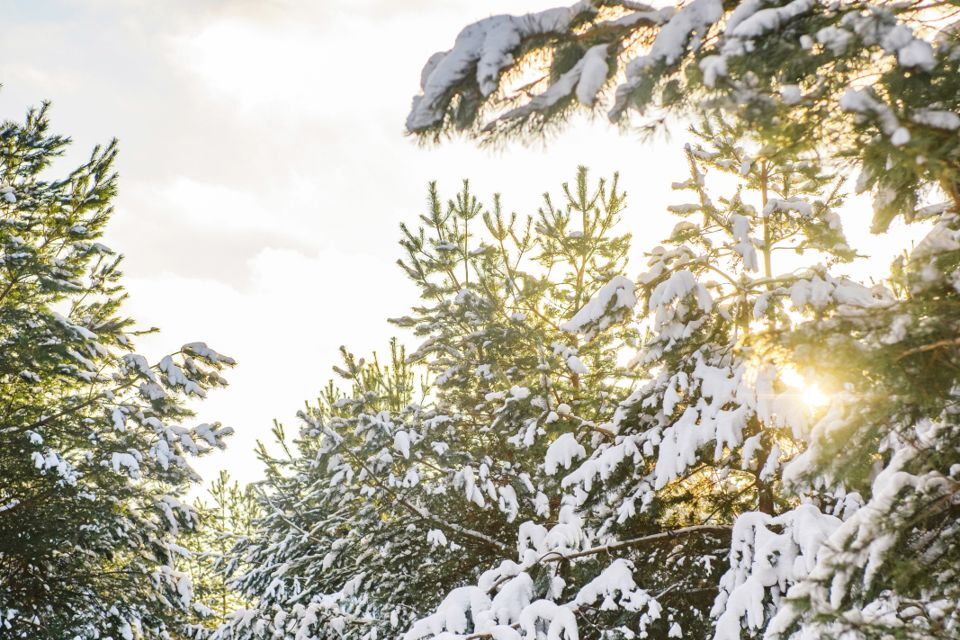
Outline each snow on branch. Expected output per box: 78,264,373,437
406,556,665,640
340,436,510,552
611,0,724,117
406,1,598,133
560,274,637,337
484,43,611,132
711,505,841,639
766,443,959,638
540,523,731,563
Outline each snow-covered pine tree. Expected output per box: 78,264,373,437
757,154,960,639
183,470,261,634
0,103,235,639
391,169,638,506
724,244,960,640
407,4,960,638
215,341,430,640
217,170,640,640
618,119,867,640
402,117,873,640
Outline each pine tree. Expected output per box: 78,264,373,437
404,3,960,638
183,470,261,635
216,342,433,640
217,170,639,640
758,164,960,639
398,117,874,640
0,103,235,639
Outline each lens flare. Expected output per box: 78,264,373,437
780,365,830,408
801,383,829,408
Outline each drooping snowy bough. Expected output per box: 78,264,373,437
407,0,960,233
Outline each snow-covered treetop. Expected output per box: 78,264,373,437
218,171,644,640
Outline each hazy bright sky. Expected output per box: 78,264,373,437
0,0,924,486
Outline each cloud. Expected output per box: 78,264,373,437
155,176,318,239
174,20,333,118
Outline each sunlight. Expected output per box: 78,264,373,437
780,365,830,408
801,383,829,408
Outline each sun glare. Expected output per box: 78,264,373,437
801,383,829,408
780,365,831,408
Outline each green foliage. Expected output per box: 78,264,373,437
0,103,235,639
220,170,639,640
182,471,261,632
394,166,635,419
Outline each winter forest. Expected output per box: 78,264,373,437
2,0,960,639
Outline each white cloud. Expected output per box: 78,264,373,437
175,21,334,117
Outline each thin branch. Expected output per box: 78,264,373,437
896,337,960,361
540,524,731,563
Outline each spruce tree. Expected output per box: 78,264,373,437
0,103,235,639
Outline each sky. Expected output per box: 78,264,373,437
0,0,925,487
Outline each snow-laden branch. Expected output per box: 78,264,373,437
407,1,598,132
484,43,612,131
560,274,637,337
333,430,510,552
539,523,731,562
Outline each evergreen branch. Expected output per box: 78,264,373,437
333,435,510,552
896,337,960,361
539,524,731,563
